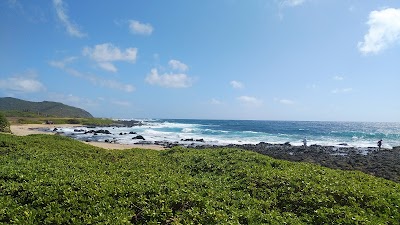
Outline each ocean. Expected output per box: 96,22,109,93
57,119,400,149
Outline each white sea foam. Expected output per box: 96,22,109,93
49,120,400,149
182,128,195,133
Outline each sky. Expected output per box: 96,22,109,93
1,0,400,122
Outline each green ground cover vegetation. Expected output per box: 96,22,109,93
0,134,399,224
0,113,10,133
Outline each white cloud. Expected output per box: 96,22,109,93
145,68,193,88
129,20,153,35
169,59,189,72
331,88,353,94
210,98,222,105
98,62,117,73
49,60,135,92
48,56,77,69
48,93,99,109
280,0,306,7
230,80,244,89
95,78,135,92
83,43,137,63
111,100,132,107
358,8,400,54
82,43,137,72
237,96,262,105
280,99,294,105
274,98,295,105
0,71,46,93
333,75,344,81
53,0,86,38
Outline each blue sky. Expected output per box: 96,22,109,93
1,0,400,122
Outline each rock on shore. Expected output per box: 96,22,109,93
194,142,400,183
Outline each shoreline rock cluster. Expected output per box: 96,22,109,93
193,142,400,183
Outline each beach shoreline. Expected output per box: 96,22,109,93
10,124,81,136
9,123,399,182
10,124,166,151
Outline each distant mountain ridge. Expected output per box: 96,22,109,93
0,97,93,118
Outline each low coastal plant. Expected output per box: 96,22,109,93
0,134,399,224
0,112,10,133
80,118,115,126
16,118,43,124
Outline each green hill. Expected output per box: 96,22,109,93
0,97,93,118
0,134,398,224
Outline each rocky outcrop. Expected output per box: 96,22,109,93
181,138,205,142
74,129,85,132
113,120,144,127
84,129,111,135
132,135,145,140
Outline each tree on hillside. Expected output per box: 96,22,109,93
0,112,11,133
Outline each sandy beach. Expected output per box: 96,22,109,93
10,124,80,136
10,124,166,151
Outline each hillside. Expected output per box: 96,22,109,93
0,97,93,118
0,134,398,224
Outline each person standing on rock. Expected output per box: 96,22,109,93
302,137,307,148
377,139,382,150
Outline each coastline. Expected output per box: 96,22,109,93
9,123,399,182
10,124,166,151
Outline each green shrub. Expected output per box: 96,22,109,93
67,119,81,124
0,134,399,224
81,118,114,126
0,112,10,133
16,118,42,124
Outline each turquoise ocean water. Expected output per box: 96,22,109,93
59,119,400,148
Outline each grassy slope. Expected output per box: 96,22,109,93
0,134,399,224
7,117,115,126
0,97,93,118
